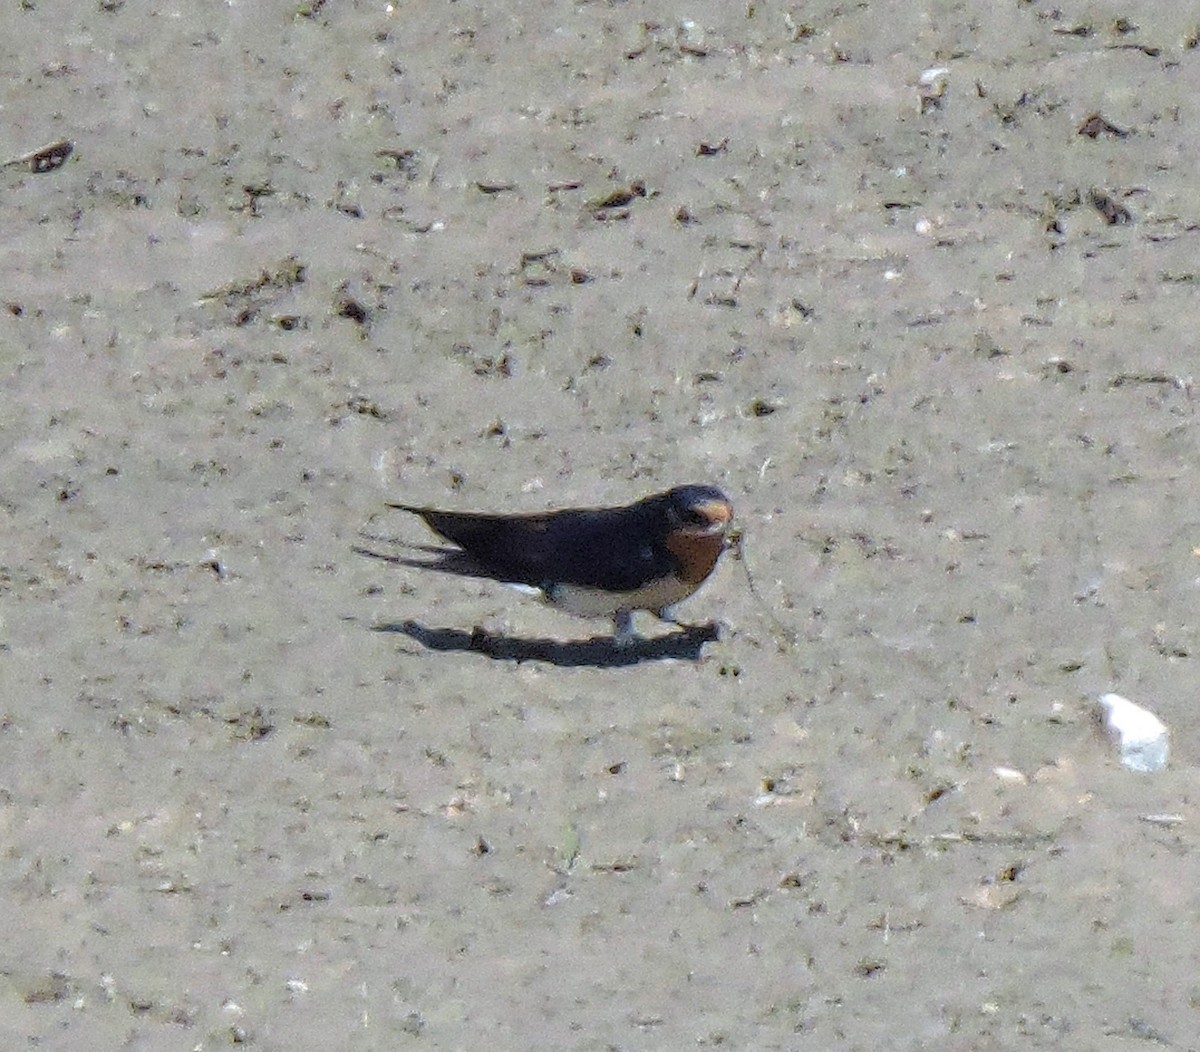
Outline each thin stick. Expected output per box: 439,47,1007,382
2,139,74,174
727,525,798,648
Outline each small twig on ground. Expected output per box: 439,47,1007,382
2,139,74,174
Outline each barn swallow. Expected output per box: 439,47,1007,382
386,485,734,644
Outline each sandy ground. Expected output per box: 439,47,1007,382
4,1,1200,1048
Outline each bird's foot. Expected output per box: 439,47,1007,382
658,608,727,641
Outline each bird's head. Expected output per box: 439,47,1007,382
664,485,735,540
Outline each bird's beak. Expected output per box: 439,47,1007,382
691,499,735,536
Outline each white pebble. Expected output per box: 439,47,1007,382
1097,693,1169,773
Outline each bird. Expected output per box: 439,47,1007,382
386,484,734,644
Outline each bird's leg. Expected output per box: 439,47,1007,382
612,609,636,647
657,606,723,641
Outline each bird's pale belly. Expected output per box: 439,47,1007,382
547,573,700,619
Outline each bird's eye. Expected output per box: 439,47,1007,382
683,508,710,526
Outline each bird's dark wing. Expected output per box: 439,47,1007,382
390,500,675,592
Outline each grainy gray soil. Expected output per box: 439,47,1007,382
3,2,1200,1049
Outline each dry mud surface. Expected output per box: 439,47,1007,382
3,2,1200,1049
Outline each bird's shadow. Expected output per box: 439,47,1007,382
372,618,721,667
354,541,720,667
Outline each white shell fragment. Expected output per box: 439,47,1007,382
992,766,1028,783
917,67,950,112
918,67,950,91
1097,693,1169,773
